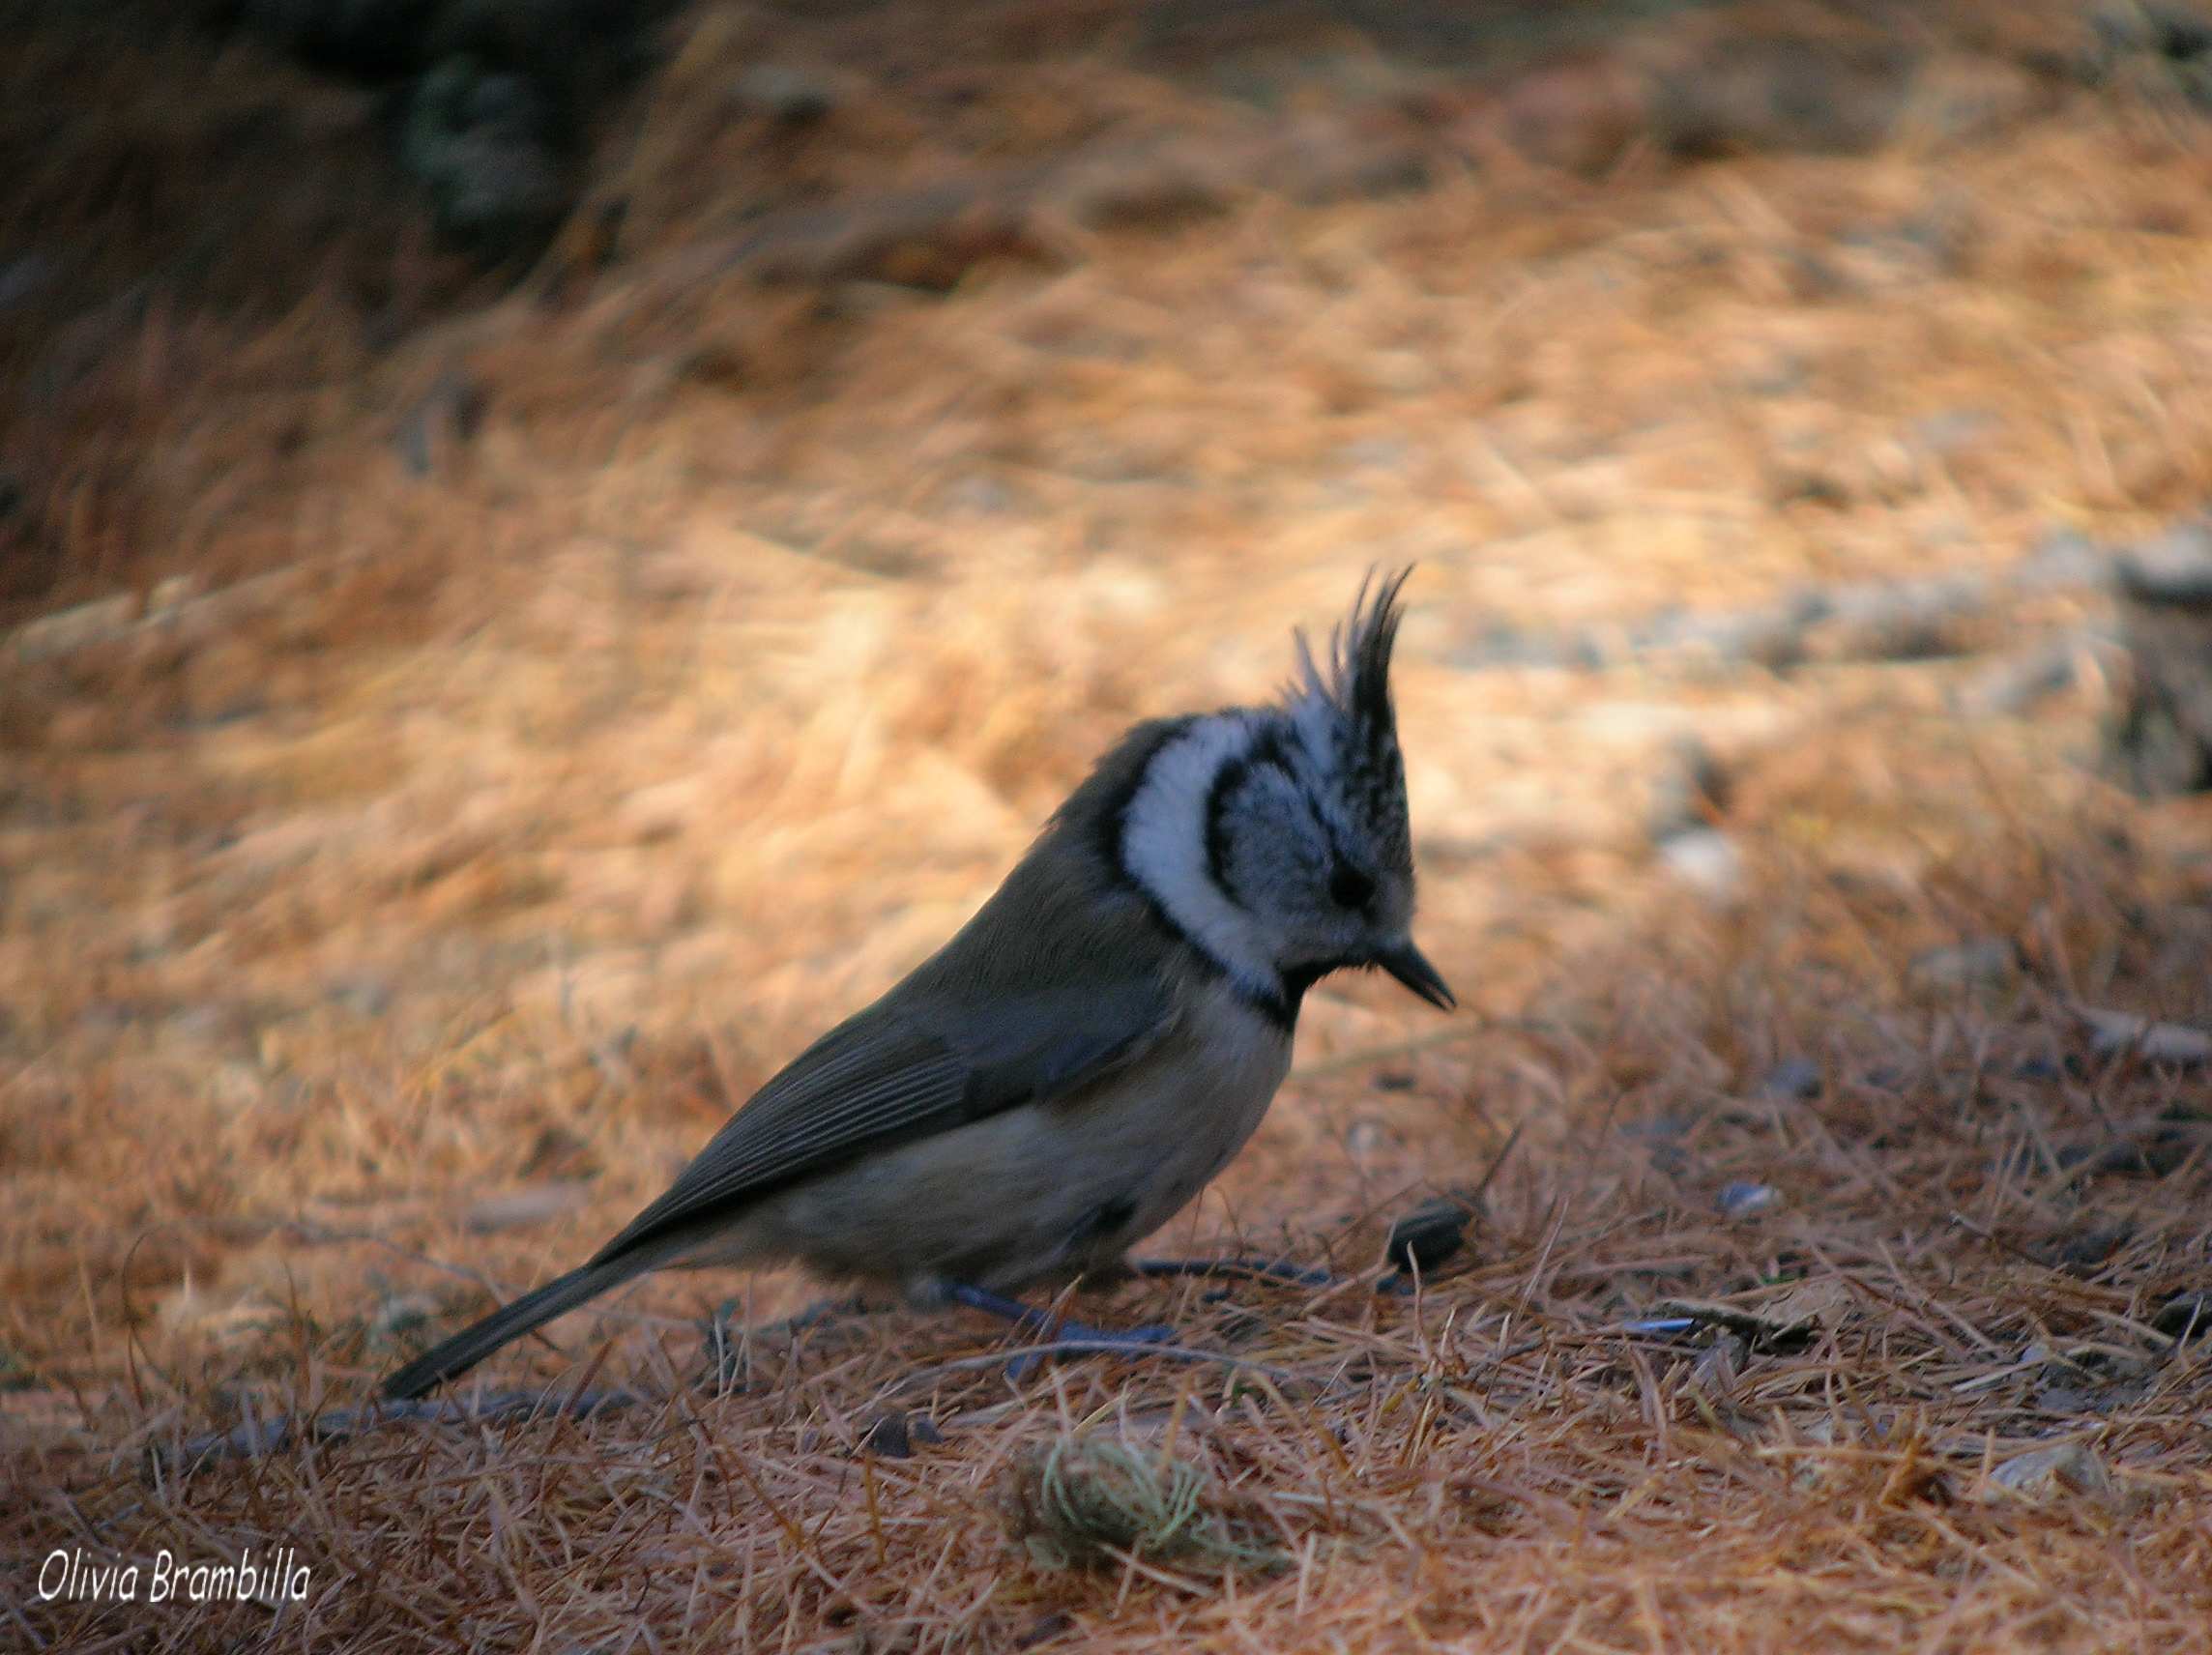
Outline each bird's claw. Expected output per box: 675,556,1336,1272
1003,1321,1178,1381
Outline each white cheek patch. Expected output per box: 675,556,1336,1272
1120,715,1284,1000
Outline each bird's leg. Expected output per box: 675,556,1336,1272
703,1292,873,1388
1132,1257,1334,1289
943,1283,1177,1379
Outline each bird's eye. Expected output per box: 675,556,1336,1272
1327,862,1375,911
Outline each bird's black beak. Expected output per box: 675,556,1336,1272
1376,941,1455,1010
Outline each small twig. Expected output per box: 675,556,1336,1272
167,1388,646,1470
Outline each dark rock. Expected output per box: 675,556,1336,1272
861,1411,916,1458
1385,1189,1481,1275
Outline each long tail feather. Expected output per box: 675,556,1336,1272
381,1256,653,1400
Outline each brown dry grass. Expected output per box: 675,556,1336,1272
5,3,2212,1650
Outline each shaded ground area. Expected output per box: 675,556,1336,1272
4,2,2211,1650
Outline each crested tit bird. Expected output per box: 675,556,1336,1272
383,570,1452,1399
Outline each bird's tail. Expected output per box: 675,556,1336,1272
381,1254,654,1401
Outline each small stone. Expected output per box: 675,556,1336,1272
1385,1189,1481,1275
861,1411,916,1459
1985,1441,2117,1505
1716,1180,1783,1219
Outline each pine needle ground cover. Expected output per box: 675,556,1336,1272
5,4,2209,1649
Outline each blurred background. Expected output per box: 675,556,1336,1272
4,0,2210,1404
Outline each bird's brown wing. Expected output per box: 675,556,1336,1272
586,846,1178,1269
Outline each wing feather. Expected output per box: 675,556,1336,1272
587,841,1178,1269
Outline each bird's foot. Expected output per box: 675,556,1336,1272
945,1283,1178,1379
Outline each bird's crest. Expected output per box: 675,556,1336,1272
1289,566,1412,749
